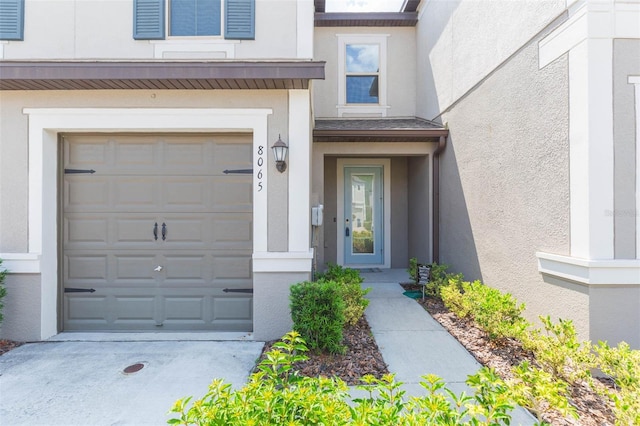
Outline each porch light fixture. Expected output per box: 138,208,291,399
272,135,288,173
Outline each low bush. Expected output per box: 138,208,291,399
169,331,520,426
441,279,528,340
522,316,596,384
317,263,370,326
290,280,345,354
509,360,578,420
595,341,640,425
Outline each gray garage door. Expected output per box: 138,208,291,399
62,134,253,331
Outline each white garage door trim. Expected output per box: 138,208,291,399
24,108,272,339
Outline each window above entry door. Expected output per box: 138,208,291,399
336,34,389,117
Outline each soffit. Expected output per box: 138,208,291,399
313,118,448,142
0,61,326,91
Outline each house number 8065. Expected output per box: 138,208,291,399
257,145,264,191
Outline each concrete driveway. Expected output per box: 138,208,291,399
0,339,264,426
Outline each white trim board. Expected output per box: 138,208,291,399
537,252,640,286
629,76,640,259
22,107,272,340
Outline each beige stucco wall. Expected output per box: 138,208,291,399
0,89,296,340
2,0,304,60
613,39,640,259
313,27,417,118
416,0,565,120
408,156,430,263
391,157,409,268
435,29,583,336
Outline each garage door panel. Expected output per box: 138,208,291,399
163,178,207,209
112,296,156,322
211,215,252,248
66,254,108,281
212,255,252,280
214,142,252,169
163,255,207,282
65,178,110,210
114,142,157,168
164,297,206,322
65,216,109,245
67,140,109,167
63,134,253,332
114,178,158,209
164,142,208,167
115,255,158,280
212,177,252,211
212,297,252,320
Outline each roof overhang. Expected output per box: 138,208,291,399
0,61,326,90
313,119,448,143
314,12,418,27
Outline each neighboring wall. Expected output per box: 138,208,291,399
1,0,311,60
613,39,640,259
416,0,566,119
416,1,582,335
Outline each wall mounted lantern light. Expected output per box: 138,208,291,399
272,135,288,173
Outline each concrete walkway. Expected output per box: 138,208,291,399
360,269,536,425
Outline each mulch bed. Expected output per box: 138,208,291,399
0,339,23,356
256,316,389,385
402,284,617,426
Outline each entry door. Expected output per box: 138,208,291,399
344,166,383,265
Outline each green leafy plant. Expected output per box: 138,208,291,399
290,280,346,354
594,341,640,425
317,264,370,326
508,360,578,421
408,257,419,283
0,259,7,325
169,332,521,425
440,279,528,340
522,316,596,384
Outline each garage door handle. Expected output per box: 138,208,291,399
153,222,158,241
162,222,167,241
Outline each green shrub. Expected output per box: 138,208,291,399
508,360,578,421
594,341,640,425
317,264,370,326
408,257,419,283
169,332,520,426
0,259,7,325
441,279,527,340
290,280,346,354
522,316,596,384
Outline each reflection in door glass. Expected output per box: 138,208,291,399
351,173,375,254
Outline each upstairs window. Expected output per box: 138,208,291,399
337,34,388,117
170,0,221,37
346,44,379,104
133,0,254,40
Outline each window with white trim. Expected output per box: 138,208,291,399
337,34,388,117
346,44,379,104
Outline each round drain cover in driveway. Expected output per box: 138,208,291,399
123,363,145,374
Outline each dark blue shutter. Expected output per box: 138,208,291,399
0,0,25,41
224,0,254,40
133,0,165,40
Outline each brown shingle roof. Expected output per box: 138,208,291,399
313,118,447,142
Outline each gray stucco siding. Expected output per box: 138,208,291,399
437,30,583,336
613,39,640,259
